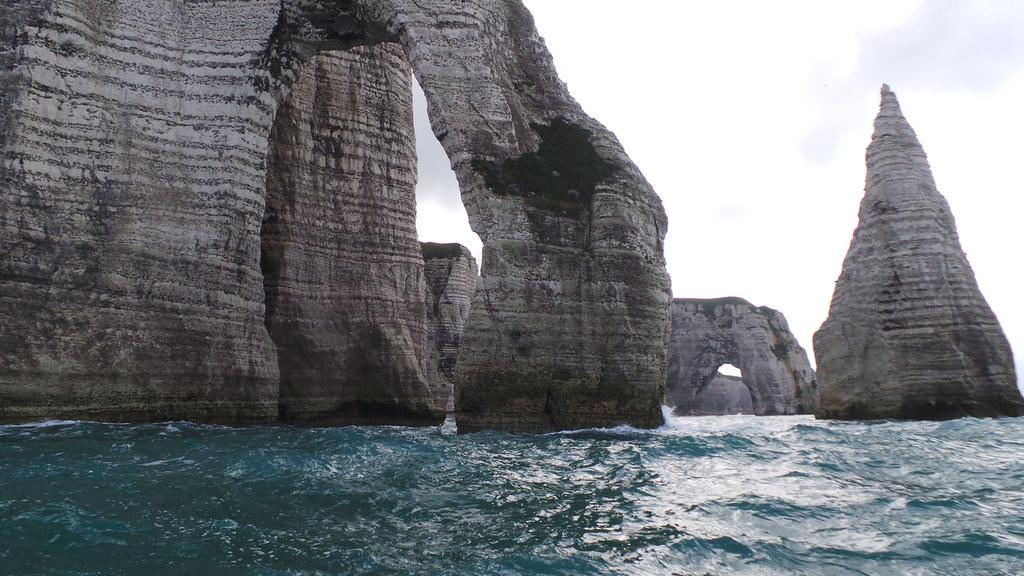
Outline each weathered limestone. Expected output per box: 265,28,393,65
0,0,670,430
814,85,1023,420
264,46,442,426
667,298,817,416
421,243,478,413
0,0,285,424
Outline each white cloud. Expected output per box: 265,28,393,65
856,0,1024,92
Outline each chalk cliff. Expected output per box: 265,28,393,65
0,0,286,423
421,243,478,413
813,85,1022,420
667,298,817,416
0,0,670,430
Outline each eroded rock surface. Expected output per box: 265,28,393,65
814,85,1022,420
421,243,478,413
0,0,670,430
667,298,817,416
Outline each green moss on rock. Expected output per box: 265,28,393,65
472,117,616,216
421,242,470,261
770,341,791,360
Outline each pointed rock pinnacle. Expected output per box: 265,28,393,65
813,86,1023,421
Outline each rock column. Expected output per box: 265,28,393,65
421,243,478,413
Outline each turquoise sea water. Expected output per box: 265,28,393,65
1,412,1023,575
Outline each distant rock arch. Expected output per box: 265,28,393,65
667,298,818,416
0,0,670,432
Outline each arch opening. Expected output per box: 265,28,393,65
692,363,754,416
409,77,483,419
717,363,742,378
411,76,483,263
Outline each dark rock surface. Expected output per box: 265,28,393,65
814,85,1022,421
667,298,817,416
0,0,670,430
421,243,478,413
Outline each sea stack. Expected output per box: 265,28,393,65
667,298,817,416
813,85,1023,420
421,243,478,413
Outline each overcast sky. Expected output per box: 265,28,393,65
415,0,1024,390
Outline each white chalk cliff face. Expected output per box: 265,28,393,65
0,0,671,431
667,298,817,416
813,85,1023,421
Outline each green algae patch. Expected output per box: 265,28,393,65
770,340,791,360
472,118,616,216
421,242,469,261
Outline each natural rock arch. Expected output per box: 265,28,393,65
0,0,670,432
667,298,817,416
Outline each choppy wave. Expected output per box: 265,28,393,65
1,411,1022,575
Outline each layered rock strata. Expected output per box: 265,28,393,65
0,0,285,424
814,85,1022,420
264,46,442,426
667,298,817,416
421,243,478,413
0,0,670,430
